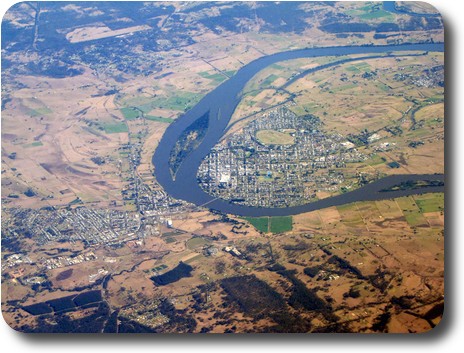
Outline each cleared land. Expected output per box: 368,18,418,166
244,216,293,234
256,129,295,145
66,25,152,43
1,1,444,334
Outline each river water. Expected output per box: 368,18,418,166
152,42,444,217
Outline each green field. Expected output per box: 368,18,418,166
256,129,295,145
184,254,204,264
24,141,43,148
145,115,174,123
359,9,393,20
331,83,358,93
28,107,52,117
261,74,279,87
366,154,387,166
120,107,140,120
344,4,394,21
270,216,293,233
270,63,285,70
199,71,227,84
415,193,444,213
345,62,372,73
337,204,365,228
396,196,429,227
186,237,209,250
102,122,128,134
155,94,199,111
244,216,293,233
124,91,203,113
244,217,269,233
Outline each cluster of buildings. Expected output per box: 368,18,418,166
394,64,444,88
197,107,367,207
2,206,142,246
1,253,32,272
223,246,242,258
119,301,170,329
40,251,97,270
136,181,189,216
118,140,191,217
89,268,109,283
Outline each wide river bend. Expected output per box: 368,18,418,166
152,43,444,217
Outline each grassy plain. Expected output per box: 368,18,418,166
1,2,444,333
243,216,293,234
244,217,269,233
256,129,295,145
269,216,293,233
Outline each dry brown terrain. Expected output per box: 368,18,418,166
1,1,444,334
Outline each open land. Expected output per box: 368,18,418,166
1,1,444,333
199,52,443,208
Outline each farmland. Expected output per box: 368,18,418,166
244,216,293,234
1,1,444,334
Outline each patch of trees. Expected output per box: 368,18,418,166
22,290,102,315
102,310,119,333
328,255,365,279
264,311,312,333
73,290,102,307
20,302,111,333
1,236,22,253
408,141,425,148
304,266,321,278
150,262,193,286
26,61,84,78
301,114,322,126
214,260,226,274
391,295,415,309
423,302,444,321
401,17,442,31
267,263,286,272
221,275,286,319
385,125,403,136
344,287,361,299
24,188,36,197
169,112,209,176
375,23,400,32
347,129,371,146
371,309,392,332
21,302,53,316
277,270,330,313
282,240,309,251
221,274,316,333
192,283,216,311
320,246,333,256
90,156,105,165
368,268,392,293
312,322,353,333
381,179,444,192
157,299,197,333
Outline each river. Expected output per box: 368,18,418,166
152,42,444,217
